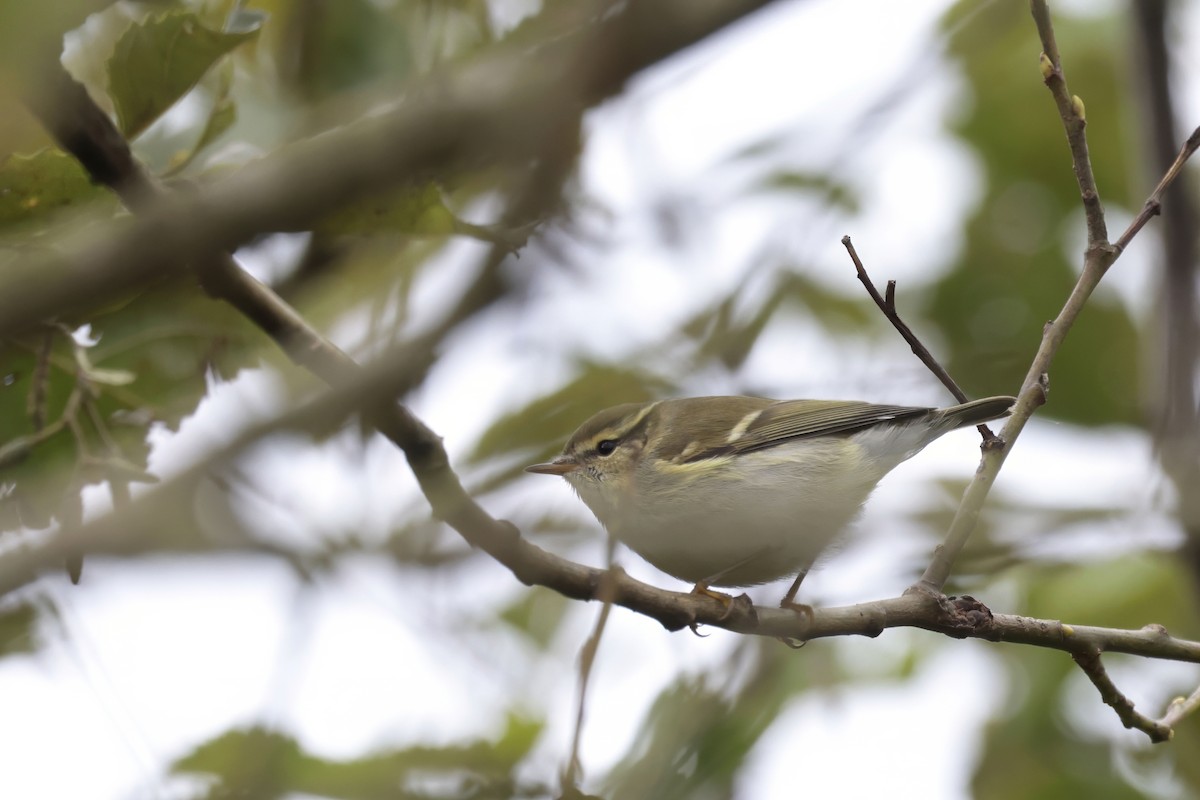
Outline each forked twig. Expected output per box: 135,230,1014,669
562,561,619,793
1114,126,1200,254
1072,650,1175,743
841,235,998,442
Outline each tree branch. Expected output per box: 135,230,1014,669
0,0,781,341
13,0,1200,751
917,2,1199,594
841,235,998,442
1072,650,1173,743
1030,0,1107,246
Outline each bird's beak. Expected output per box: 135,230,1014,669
525,456,578,476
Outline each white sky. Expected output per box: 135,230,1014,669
2,1,1197,798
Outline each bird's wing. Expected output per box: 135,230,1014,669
702,400,932,460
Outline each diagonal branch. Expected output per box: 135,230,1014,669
14,0,1200,751
1,0,782,341
1030,0,1107,246
916,2,1199,593
841,235,998,442
1072,650,1174,743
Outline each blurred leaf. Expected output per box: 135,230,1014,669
469,364,672,466
163,69,238,177
973,660,1151,800
680,270,874,374
1024,555,1199,634
318,183,458,237
285,0,412,100
0,149,119,231
935,2,1140,424
108,12,261,138
752,170,859,213
498,588,570,650
0,281,259,531
681,288,773,372
174,717,543,799
913,477,1147,585
780,271,875,332
604,640,813,799
0,332,85,529
0,601,37,657
88,280,262,429
972,553,1200,799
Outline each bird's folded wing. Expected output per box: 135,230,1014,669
718,400,931,457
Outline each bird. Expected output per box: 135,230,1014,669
526,394,1014,608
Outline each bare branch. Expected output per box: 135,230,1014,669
10,0,1198,752
1114,127,1200,254
841,235,997,442
1162,684,1200,730
1072,650,1173,743
1030,0,1107,246
918,3,1200,592
563,565,619,793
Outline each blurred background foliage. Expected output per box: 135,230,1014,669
0,0,1198,798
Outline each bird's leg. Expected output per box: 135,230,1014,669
689,551,764,606
779,565,814,618
689,579,736,606
774,565,817,648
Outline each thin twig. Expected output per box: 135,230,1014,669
841,235,996,442
27,328,54,432
1113,126,1200,253
562,563,619,792
1030,0,1107,246
918,2,1200,593
1072,650,1173,743
1161,684,1200,729
11,0,1200,752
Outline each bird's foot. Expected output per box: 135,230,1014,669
777,596,814,649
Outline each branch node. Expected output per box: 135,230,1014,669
940,594,994,637
980,433,1007,454
1034,373,1050,406
1073,649,1175,743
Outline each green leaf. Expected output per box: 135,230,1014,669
933,2,1139,425
752,170,860,213
173,718,543,798
287,0,413,101
0,150,118,232
317,183,459,237
87,281,261,429
108,12,261,138
163,71,238,177
0,602,38,657
498,588,570,650
0,333,86,530
604,641,815,799
0,281,259,532
469,364,672,466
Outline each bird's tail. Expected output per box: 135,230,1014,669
933,395,1017,430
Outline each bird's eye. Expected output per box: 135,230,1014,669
596,439,618,456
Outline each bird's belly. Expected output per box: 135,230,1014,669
613,441,883,586
614,497,854,586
